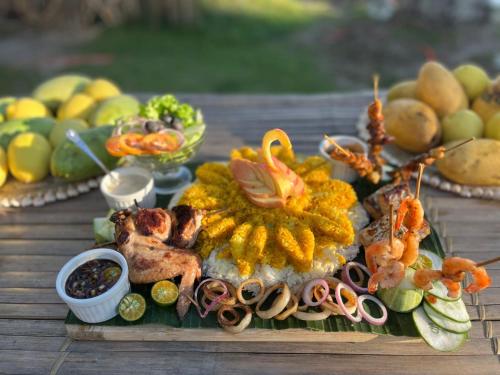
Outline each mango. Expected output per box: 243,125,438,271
32,74,91,110
416,61,468,117
453,64,490,101
485,112,500,141
8,132,52,183
442,109,483,143
472,76,500,124
0,146,7,187
436,139,500,186
6,98,50,120
84,79,121,101
387,80,417,102
49,119,89,148
57,93,96,121
51,126,118,181
0,117,55,149
89,95,140,126
383,98,440,153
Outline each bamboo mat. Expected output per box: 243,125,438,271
0,92,499,374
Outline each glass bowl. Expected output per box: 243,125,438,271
126,131,204,195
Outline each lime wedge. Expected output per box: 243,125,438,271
151,280,179,307
118,293,146,322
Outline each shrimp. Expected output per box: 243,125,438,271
398,231,420,267
364,237,404,274
368,260,405,294
395,197,424,231
442,257,492,294
413,257,492,298
395,196,425,267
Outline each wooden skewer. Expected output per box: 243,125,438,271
444,137,475,154
324,135,350,156
415,163,424,200
373,74,380,102
476,256,500,268
389,203,394,248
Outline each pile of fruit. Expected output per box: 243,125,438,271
0,75,142,186
384,62,500,186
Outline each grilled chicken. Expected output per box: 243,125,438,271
363,183,411,219
111,208,202,319
169,205,203,249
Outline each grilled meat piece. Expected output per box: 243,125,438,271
363,183,411,219
359,214,430,248
169,205,203,249
112,208,202,319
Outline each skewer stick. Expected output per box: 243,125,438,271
373,74,380,102
324,135,350,156
389,203,394,248
415,163,424,200
444,137,475,154
476,256,500,268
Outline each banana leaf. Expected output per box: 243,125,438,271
65,164,442,338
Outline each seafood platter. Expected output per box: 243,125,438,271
58,84,496,351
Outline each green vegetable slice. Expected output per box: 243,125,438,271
424,295,469,323
118,293,146,322
423,302,471,334
426,280,461,301
377,268,423,312
413,307,467,352
418,249,443,269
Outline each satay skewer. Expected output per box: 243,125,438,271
477,256,500,268
415,163,424,200
389,203,394,248
444,137,475,154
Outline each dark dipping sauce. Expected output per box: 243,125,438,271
65,259,122,299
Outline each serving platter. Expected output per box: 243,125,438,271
356,108,500,200
0,175,101,208
65,176,444,343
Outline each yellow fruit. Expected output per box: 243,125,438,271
383,98,441,153
49,119,89,148
0,146,7,187
453,64,490,101
32,74,91,111
7,132,51,183
387,80,417,102
57,93,96,120
6,98,50,120
436,139,500,186
416,61,468,117
485,112,500,141
84,79,121,101
472,76,500,124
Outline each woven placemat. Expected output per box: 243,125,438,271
356,108,500,200
0,175,102,208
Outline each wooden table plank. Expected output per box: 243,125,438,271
0,350,61,375
57,352,500,375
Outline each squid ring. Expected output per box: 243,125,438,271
274,294,299,321
217,303,252,334
237,278,265,305
255,282,291,319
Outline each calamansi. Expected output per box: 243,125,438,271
151,280,179,306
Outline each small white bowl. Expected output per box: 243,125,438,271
56,248,130,323
100,166,156,210
319,135,368,183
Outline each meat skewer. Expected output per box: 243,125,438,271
324,135,381,184
366,75,393,177
391,138,475,183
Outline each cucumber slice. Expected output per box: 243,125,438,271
427,280,461,301
377,268,423,312
418,249,443,269
93,217,115,244
424,295,469,323
423,302,471,334
413,307,467,352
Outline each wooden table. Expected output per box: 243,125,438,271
1,92,499,374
